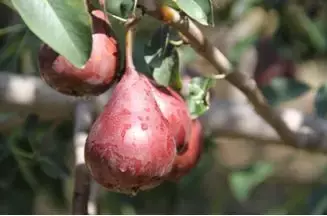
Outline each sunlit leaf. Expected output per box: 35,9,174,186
194,0,215,26
12,0,93,67
185,76,215,118
152,50,177,86
173,0,209,26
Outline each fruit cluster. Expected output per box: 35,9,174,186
38,2,204,195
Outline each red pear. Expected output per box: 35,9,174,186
167,119,204,181
148,82,192,152
38,9,119,96
84,28,176,195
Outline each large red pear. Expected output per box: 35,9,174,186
148,82,192,152
84,28,176,195
167,119,204,181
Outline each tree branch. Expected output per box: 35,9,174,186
72,101,95,214
0,72,77,120
202,100,327,153
88,181,101,215
1,71,327,154
0,72,111,128
142,5,298,147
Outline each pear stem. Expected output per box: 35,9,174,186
125,26,135,70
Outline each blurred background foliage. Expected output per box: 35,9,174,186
2,0,327,214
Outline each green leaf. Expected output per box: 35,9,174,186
194,0,215,26
0,24,25,37
105,0,134,20
229,35,257,65
229,162,274,202
299,16,326,53
144,25,171,68
168,0,209,26
185,76,215,118
312,196,327,215
1,0,15,10
144,26,195,90
7,127,38,191
0,27,41,72
171,45,197,91
21,114,39,140
39,157,69,179
167,27,184,46
169,55,183,91
153,51,177,86
12,0,93,68
134,34,152,76
144,25,175,84
315,83,327,118
148,47,180,89
229,171,253,202
0,29,27,71
163,0,179,10
11,153,38,191
106,15,126,75
230,0,263,21
284,5,327,53
261,77,310,106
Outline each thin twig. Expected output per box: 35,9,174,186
88,181,101,215
72,164,91,214
142,5,298,147
72,101,95,214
